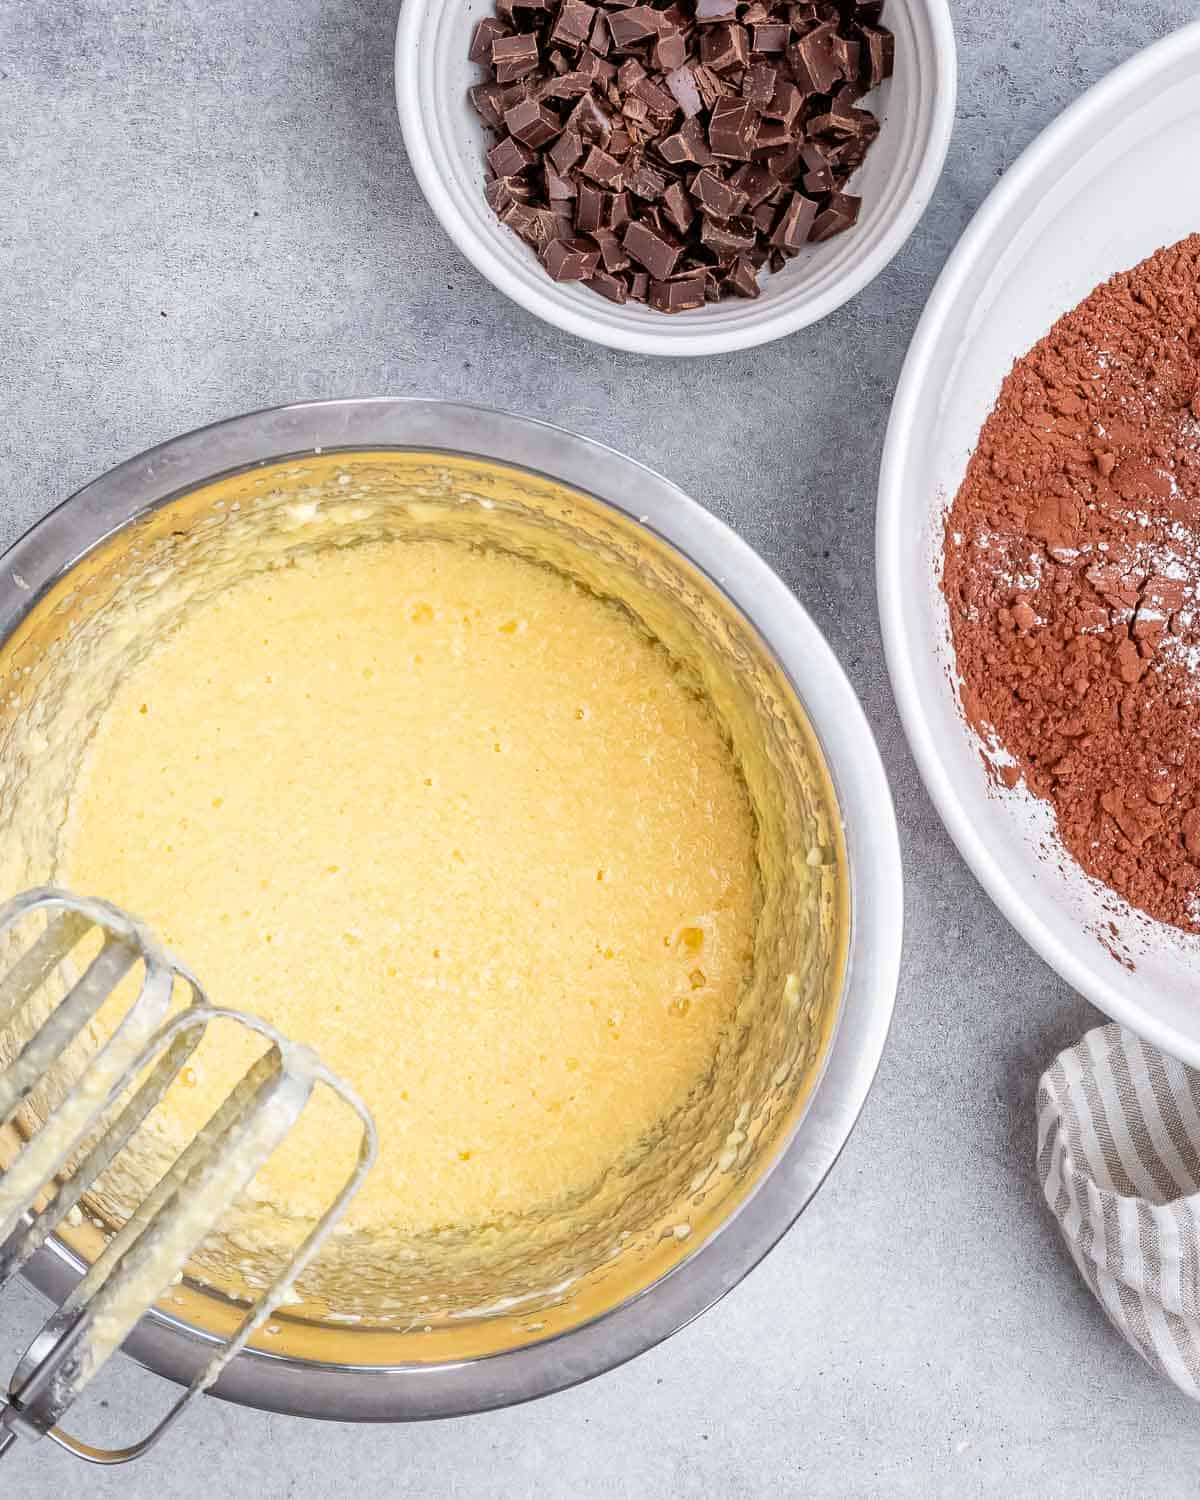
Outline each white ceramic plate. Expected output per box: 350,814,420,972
396,0,956,356
878,23,1200,1063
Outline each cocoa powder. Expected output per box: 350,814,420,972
943,235,1200,932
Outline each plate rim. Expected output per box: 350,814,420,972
877,20,1200,1064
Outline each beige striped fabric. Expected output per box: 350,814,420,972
1038,1023,1200,1399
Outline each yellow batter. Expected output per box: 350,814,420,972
62,537,757,1236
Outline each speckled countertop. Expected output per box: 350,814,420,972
2,1,1200,1494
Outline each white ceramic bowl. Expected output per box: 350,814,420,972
395,1,956,356
878,23,1200,1064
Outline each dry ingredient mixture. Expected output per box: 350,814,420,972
943,235,1200,933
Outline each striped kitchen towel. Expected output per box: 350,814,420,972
1038,1023,1200,1399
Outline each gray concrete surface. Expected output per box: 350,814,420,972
2,0,1199,1494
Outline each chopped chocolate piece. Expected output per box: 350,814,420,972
799,142,834,193
630,160,667,199
548,127,584,172
691,166,743,218
605,189,633,227
537,68,592,99
658,116,713,165
742,1,769,22
544,165,577,198
745,62,777,108
854,1,886,23
505,97,563,146
492,32,541,82
727,254,761,297
661,179,695,233
649,268,706,312
589,9,610,54
469,82,507,128
763,78,802,126
700,22,749,73
703,268,722,302
831,34,861,83
542,235,601,280
487,134,539,177
770,190,817,249
575,181,605,231
708,99,759,159
629,75,680,118
608,125,633,155
751,200,776,233
588,270,629,302
622,94,649,125
787,22,841,94
581,144,624,186
752,117,791,151
664,66,704,119
567,92,613,142
470,16,510,63
653,30,687,72
859,24,895,88
485,176,526,214
502,201,558,247
700,213,757,254
751,22,789,53
693,64,727,110
629,270,650,301
617,57,646,89
693,0,737,21
765,141,804,181
809,104,878,141
589,227,631,270
727,161,773,206
808,190,861,241
551,0,596,49
605,5,659,48
622,218,682,278
548,47,571,74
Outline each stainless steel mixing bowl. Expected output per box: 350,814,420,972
0,399,902,1421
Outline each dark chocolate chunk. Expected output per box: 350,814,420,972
622,219,682,279
700,22,749,73
751,22,789,52
589,227,631,270
470,17,510,64
505,98,563,146
787,22,841,94
567,92,614,142
763,78,803,126
542,236,601,280
664,65,703,118
691,166,744,218
653,30,687,72
831,34,861,83
859,24,895,88
658,116,713,165
469,82,507,128
628,270,650,301
581,144,624,186
492,32,541,82
485,176,527,214
502,202,559,248
799,142,834,194
708,99,759,158
693,0,738,21
605,189,633,228
728,161,774,206
649,268,706,312
589,9,611,54
808,190,861,241
629,75,680,118
700,213,757,254
588,270,629,302
770,191,817,249
745,62,778,108
693,64,727,110
550,0,596,49
575,181,605,231
629,160,667,199
605,5,660,48
548,127,584,172
727,254,761,297
661,180,695,233
545,165,577,199
487,135,539,177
